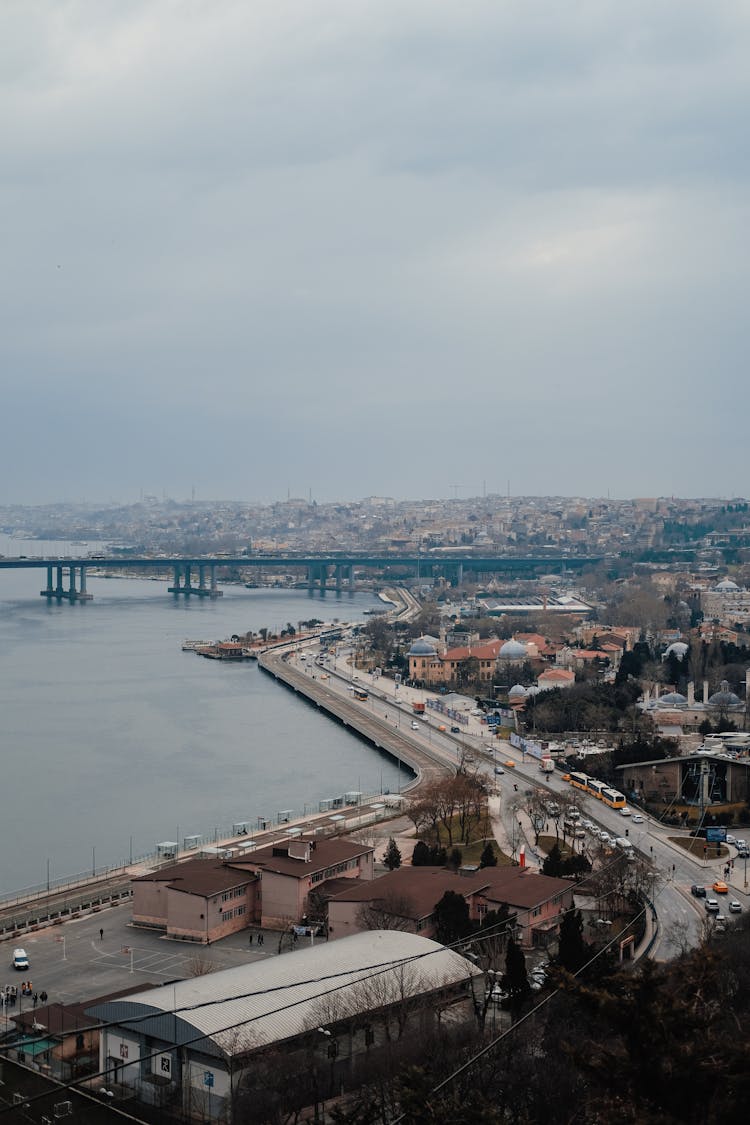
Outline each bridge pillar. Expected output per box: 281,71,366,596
67,566,77,600
457,563,463,587
173,565,181,589
319,564,327,592
210,564,221,598
44,566,53,596
184,565,192,592
348,565,355,590
199,565,206,591
307,565,315,592
335,565,342,591
56,566,64,597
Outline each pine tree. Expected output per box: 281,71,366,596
557,907,586,972
383,837,402,870
479,841,497,868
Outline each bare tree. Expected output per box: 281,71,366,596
356,893,416,932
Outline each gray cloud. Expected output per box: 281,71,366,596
0,1,746,503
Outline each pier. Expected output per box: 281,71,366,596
39,563,93,602
167,561,223,597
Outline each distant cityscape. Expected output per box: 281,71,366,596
1,493,748,563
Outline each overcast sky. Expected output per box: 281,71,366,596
1,1,746,505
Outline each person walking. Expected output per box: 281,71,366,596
99,928,104,941
248,933,253,946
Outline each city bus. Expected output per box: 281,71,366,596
568,772,590,792
601,787,627,810
353,688,369,702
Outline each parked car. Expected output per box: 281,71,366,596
729,899,742,913
712,880,729,894
691,884,707,897
725,834,737,845
734,839,747,851
12,948,28,970
705,898,720,913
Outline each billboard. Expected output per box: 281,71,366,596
705,827,727,843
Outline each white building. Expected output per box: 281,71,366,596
87,930,482,1122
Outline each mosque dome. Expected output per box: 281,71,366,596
715,579,740,592
708,680,742,708
499,639,527,660
407,638,437,657
664,641,689,660
508,684,528,698
659,692,687,707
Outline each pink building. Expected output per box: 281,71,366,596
132,858,259,944
328,866,573,949
234,837,375,929
132,838,376,941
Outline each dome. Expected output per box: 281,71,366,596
664,641,689,659
659,692,687,707
508,684,528,698
499,639,527,660
715,579,740,592
407,638,437,657
708,680,742,708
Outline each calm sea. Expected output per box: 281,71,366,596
0,536,402,894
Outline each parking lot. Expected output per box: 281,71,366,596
1,903,281,1027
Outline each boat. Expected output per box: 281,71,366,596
182,640,215,652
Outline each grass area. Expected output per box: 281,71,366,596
458,837,515,867
538,833,575,859
668,837,729,860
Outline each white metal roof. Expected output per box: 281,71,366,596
92,930,481,1058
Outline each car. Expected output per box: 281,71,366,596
12,948,28,971
631,814,645,824
504,760,515,769
734,839,747,851
729,899,742,913
725,834,737,845
691,884,707,897
437,724,447,732
410,721,420,730
619,807,631,817
581,819,593,830
494,766,505,775
450,726,460,734
712,880,729,894
705,898,720,913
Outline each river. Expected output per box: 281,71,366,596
0,536,403,895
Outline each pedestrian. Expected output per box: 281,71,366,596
293,931,298,944
248,933,253,946
99,928,104,941
33,993,38,1007
39,991,47,1005
258,933,264,947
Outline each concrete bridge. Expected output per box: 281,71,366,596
0,553,603,602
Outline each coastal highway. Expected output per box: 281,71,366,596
258,646,457,792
